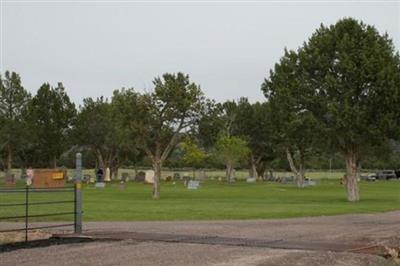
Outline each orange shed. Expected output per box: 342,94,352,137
32,169,66,188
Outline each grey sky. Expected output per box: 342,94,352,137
1,1,399,105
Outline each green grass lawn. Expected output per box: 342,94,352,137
1,179,399,221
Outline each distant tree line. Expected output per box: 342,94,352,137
1,18,399,201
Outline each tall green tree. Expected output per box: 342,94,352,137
233,99,277,180
113,73,206,199
262,50,321,187
28,82,76,167
111,94,144,178
74,96,141,179
0,71,31,177
181,137,208,177
264,18,400,200
214,135,249,182
74,97,114,170
301,18,400,201
199,98,277,180
197,101,224,150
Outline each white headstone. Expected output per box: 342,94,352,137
246,177,256,183
187,180,200,190
145,170,155,184
26,168,34,186
303,179,316,187
104,167,111,182
95,182,106,188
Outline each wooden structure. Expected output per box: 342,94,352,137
32,169,66,188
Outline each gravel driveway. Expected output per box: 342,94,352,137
1,211,399,266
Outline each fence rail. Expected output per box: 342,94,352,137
0,185,80,242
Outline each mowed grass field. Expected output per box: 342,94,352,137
1,174,400,221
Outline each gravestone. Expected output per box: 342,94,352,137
187,180,200,190
118,181,126,191
265,174,275,181
303,178,317,187
83,174,91,184
135,171,145,182
144,170,155,184
96,168,104,182
183,175,191,186
104,167,111,182
246,177,256,183
173,173,181,180
26,168,34,186
121,172,129,182
95,182,106,188
282,176,294,183
5,173,16,187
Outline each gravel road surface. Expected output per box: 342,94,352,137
1,211,399,266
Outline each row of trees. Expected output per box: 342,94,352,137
1,18,400,201
0,76,76,175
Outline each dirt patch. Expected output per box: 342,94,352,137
0,230,52,244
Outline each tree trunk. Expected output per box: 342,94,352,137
286,148,304,188
134,164,138,178
226,162,233,183
345,149,360,202
255,158,267,181
96,150,105,170
256,165,266,181
52,155,57,169
6,144,12,180
249,153,257,179
268,169,274,180
112,166,119,180
297,163,305,188
152,159,161,199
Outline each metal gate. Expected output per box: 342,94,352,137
0,153,83,241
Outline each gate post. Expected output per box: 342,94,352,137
75,153,82,234
25,186,29,241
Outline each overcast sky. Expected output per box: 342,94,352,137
1,1,399,105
